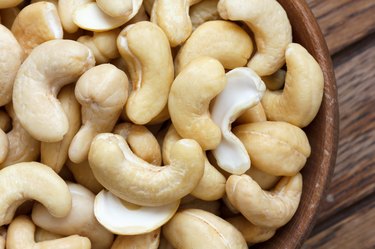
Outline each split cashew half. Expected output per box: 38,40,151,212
163,209,247,249
261,43,324,127
0,0,23,9
190,0,220,30
218,0,292,76
169,57,226,150
211,67,265,175
89,133,205,206
117,21,174,125
151,0,203,47
6,216,91,249
11,2,63,55
110,229,160,249
0,162,71,226
226,173,302,228
174,20,253,74
13,39,95,142
68,64,128,163
58,0,93,33
97,0,143,18
66,160,103,194
0,24,23,107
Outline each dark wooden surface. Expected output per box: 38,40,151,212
303,0,375,248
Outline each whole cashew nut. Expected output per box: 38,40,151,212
163,209,247,249
226,173,302,228
6,216,91,249
89,133,205,206
174,20,253,74
0,162,72,226
13,39,95,142
151,0,203,47
110,229,160,249
58,0,93,33
66,160,103,194
169,57,226,150
190,0,220,30
0,0,23,9
261,43,324,127
0,25,23,107
218,0,292,76
97,0,143,18
117,21,174,125
236,103,267,125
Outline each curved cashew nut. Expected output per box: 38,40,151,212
0,162,71,226
0,7,20,29
0,104,40,168
32,183,114,249
175,20,253,74
211,67,265,174
6,216,91,249
169,57,226,150
68,64,128,163
41,85,81,173
97,0,143,18
13,40,95,142
58,0,93,33
11,2,63,55
67,160,103,194
261,43,324,127
226,216,275,245
110,229,160,249
246,166,280,190
0,0,23,9
0,130,8,164
0,25,23,107
114,123,162,165
226,173,302,228
218,0,292,76
78,29,121,64
236,103,267,125
234,121,311,176
262,69,286,91
163,125,226,201
163,209,247,249
190,0,220,30
89,133,204,206
117,21,174,125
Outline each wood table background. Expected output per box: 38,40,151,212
302,0,375,248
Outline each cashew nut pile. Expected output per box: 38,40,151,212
0,0,324,248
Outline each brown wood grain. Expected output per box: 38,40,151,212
306,0,375,54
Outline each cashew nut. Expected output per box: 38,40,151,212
117,21,174,125
261,43,324,127
68,64,128,163
163,125,226,201
6,216,91,249
110,229,160,249
226,173,302,228
58,0,93,33
11,2,63,55
0,130,8,164
163,209,247,249
211,67,265,174
190,0,220,30
13,39,95,142
226,216,276,245
0,0,23,9
234,121,311,176
97,0,143,18
262,69,286,91
0,162,71,226
89,133,204,206
0,24,23,107
66,160,103,194
169,57,226,150
174,20,253,74
218,0,292,76
0,7,19,29
32,183,114,249
236,103,267,125
114,123,162,165
246,166,280,190
35,227,63,242
41,85,81,173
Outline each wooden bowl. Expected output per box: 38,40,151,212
252,1,339,248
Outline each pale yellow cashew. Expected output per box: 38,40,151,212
32,183,114,249
6,216,91,249
218,0,292,76
262,43,324,127
262,69,286,91
0,130,8,164
0,25,23,107
114,123,162,166
67,160,103,194
0,162,72,226
11,2,63,55
0,7,20,29
190,0,220,30
58,0,93,33
234,121,311,176
163,209,247,249
97,0,143,18
0,0,23,9
169,57,226,150
35,228,63,242
226,173,302,228
78,29,121,64
175,20,253,74
110,229,160,249
69,64,128,163
13,40,95,143
246,166,280,190
89,133,205,206
117,21,174,125
41,85,81,173
151,0,203,47
236,103,267,125
163,125,226,201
